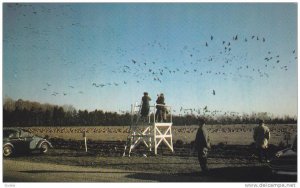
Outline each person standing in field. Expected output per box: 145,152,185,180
155,93,166,122
194,118,210,174
253,119,270,163
140,92,151,119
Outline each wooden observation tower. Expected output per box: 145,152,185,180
123,102,174,156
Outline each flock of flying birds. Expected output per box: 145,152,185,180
4,4,297,116
90,33,296,89
178,106,260,119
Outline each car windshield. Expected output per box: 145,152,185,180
20,129,34,137
3,129,19,138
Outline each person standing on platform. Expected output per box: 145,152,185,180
155,93,165,122
141,92,151,121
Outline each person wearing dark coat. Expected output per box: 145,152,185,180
155,93,165,122
141,92,151,118
194,118,210,174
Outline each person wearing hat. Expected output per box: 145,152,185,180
194,118,210,174
253,119,271,162
141,92,151,119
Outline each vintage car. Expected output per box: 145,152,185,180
269,135,297,176
3,128,53,157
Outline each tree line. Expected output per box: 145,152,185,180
3,98,297,127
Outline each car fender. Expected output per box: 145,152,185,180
37,140,53,149
3,142,15,150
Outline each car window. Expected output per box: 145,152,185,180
292,135,297,152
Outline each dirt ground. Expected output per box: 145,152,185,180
3,145,297,182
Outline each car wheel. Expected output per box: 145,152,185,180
40,143,49,154
3,145,13,157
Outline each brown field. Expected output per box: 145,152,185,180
23,124,297,146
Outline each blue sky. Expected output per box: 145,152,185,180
3,3,298,116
